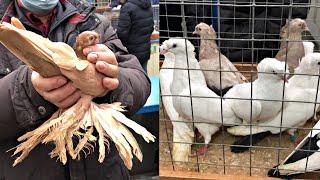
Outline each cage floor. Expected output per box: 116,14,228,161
159,106,318,178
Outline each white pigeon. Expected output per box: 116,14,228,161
226,43,320,153
224,58,289,124
268,120,320,178
227,46,320,137
161,38,241,155
159,46,194,162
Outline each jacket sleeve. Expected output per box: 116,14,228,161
94,14,151,116
116,4,132,45
0,70,19,141
0,65,57,141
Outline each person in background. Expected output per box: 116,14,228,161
0,0,150,179
218,0,310,62
117,0,154,72
150,0,159,5
110,0,120,8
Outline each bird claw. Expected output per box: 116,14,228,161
190,145,208,157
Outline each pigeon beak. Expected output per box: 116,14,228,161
160,48,169,55
192,31,197,35
303,24,309,31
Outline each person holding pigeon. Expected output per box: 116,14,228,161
0,0,150,179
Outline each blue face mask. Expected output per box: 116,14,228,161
20,0,59,15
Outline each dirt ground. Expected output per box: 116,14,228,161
159,105,317,178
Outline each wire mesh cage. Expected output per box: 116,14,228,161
153,4,160,31
159,0,320,178
86,0,110,7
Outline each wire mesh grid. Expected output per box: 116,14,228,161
159,0,320,178
86,0,110,7
153,4,160,31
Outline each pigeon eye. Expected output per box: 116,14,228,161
198,28,202,31
172,44,177,48
317,62,320,65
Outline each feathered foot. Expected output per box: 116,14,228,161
12,95,93,166
172,125,194,162
93,103,156,169
11,96,156,170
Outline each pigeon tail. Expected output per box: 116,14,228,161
285,136,319,164
267,164,306,179
208,85,233,97
230,131,272,153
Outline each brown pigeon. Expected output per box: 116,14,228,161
275,18,309,74
193,22,247,96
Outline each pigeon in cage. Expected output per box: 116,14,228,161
161,38,241,156
193,22,247,96
275,18,312,75
224,58,288,124
268,120,320,178
159,47,194,162
228,46,320,154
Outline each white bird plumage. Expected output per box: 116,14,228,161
224,58,289,125
268,120,320,177
161,38,241,154
227,43,320,136
159,46,194,162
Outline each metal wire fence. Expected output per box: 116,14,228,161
159,0,320,178
86,0,109,7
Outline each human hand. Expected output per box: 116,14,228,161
31,71,81,109
83,44,119,91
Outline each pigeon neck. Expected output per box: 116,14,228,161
280,32,302,48
296,65,318,74
174,52,196,69
200,35,219,59
171,53,195,96
163,53,175,62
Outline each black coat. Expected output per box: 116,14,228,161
219,0,310,62
160,0,310,62
0,1,150,179
117,0,154,65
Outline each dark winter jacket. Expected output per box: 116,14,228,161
160,0,310,62
219,0,310,62
117,0,154,65
0,0,150,179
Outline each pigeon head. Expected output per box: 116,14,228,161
299,53,320,73
159,43,175,60
193,22,216,39
76,31,100,47
280,18,309,38
160,38,195,56
257,58,289,82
